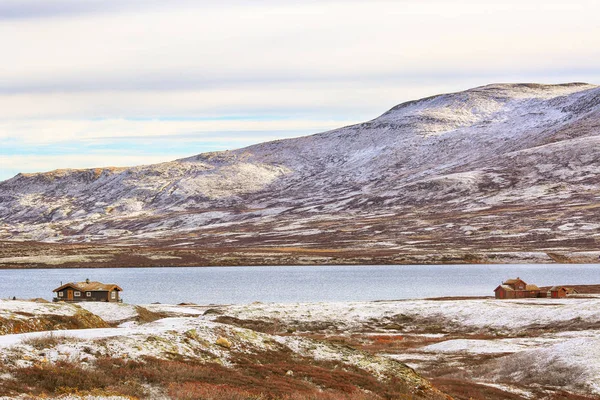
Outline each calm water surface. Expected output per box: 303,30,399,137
1,264,599,305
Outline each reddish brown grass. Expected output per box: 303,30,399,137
430,378,526,400
3,360,146,398
0,348,442,400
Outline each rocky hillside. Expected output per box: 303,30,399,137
1,83,600,267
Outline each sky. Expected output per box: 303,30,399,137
1,0,599,181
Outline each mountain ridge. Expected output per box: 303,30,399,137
1,82,599,268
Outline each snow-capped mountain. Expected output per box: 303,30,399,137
1,83,599,267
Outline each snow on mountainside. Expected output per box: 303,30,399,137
1,83,599,267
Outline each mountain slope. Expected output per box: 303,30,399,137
1,83,599,267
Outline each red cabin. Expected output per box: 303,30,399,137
549,286,572,298
494,277,541,299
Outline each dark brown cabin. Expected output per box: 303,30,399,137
494,277,542,299
53,279,123,303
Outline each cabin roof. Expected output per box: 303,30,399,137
549,286,576,293
549,286,568,291
504,277,526,285
495,284,515,292
525,284,540,291
53,281,123,292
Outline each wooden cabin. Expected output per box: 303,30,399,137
494,277,541,299
548,286,577,298
53,279,123,303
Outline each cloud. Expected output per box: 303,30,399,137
0,0,198,19
0,82,468,121
0,118,350,144
0,0,356,20
0,154,182,181
0,117,352,181
2,1,599,95
1,0,599,180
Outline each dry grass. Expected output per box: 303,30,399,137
431,378,600,400
21,333,79,350
0,310,109,335
481,355,589,391
302,333,447,355
215,336,232,348
168,383,264,400
430,378,527,400
134,305,164,324
168,382,385,400
362,335,405,351
214,316,283,334
214,315,340,335
0,349,443,400
2,360,146,398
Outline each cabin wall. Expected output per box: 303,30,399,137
551,289,567,298
54,288,120,302
495,288,546,299
495,281,566,300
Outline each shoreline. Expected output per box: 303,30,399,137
2,262,600,270
7,286,600,306
1,258,600,270
2,240,600,269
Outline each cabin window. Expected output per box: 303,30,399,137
111,291,116,299
86,292,91,297
74,291,81,297
58,292,63,297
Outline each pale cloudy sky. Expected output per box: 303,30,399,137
1,0,599,181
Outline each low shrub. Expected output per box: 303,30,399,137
1,348,434,399
21,333,77,350
11,361,112,393
169,382,264,400
4,360,147,398
134,306,164,324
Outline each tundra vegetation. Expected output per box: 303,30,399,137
2,291,600,399
0,300,447,400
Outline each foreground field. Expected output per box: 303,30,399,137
1,295,600,399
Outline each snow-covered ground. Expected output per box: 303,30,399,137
0,300,433,394
199,297,600,396
76,302,139,323
0,300,79,318
1,296,600,397
0,317,274,369
214,296,600,333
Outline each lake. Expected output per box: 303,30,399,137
1,264,599,305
